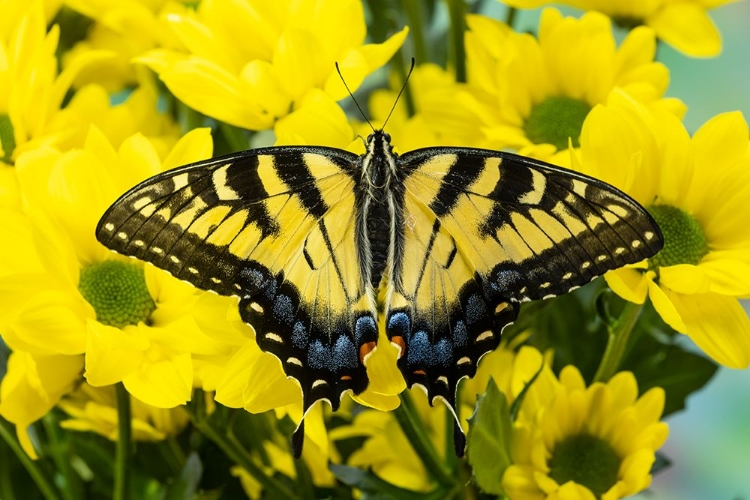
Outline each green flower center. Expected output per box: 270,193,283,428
548,433,621,497
524,96,591,150
78,261,156,328
648,204,708,269
0,114,16,163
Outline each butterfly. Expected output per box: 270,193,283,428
96,128,662,458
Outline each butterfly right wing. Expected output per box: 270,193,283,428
96,147,380,432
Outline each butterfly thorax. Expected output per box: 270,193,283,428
355,131,404,292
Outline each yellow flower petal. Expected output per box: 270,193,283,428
123,347,192,408
659,264,711,294
698,256,750,295
9,288,92,355
502,465,546,500
668,292,750,368
647,2,722,57
274,90,354,149
84,320,149,386
604,268,651,304
648,281,687,332
552,482,597,500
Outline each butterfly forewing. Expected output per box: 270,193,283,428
96,147,380,422
390,147,662,438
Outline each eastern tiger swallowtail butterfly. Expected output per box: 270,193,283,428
96,109,662,459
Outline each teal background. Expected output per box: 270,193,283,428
481,2,750,499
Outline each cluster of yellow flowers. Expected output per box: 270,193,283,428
0,0,746,499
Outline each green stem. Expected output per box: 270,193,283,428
402,0,428,64
42,413,81,500
593,301,644,383
0,417,62,500
219,122,249,152
114,384,132,500
187,392,296,500
505,7,517,28
445,0,467,82
393,392,454,487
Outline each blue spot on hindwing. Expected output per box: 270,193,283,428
465,294,487,325
407,331,432,366
354,315,377,343
272,295,294,325
387,311,411,336
332,336,357,370
292,321,307,349
307,340,328,370
453,320,468,347
435,338,453,367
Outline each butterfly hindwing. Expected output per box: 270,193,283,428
96,147,379,419
390,147,662,437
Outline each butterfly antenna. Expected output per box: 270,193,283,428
382,57,415,131
335,62,374,132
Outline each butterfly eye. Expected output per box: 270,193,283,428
367,133,375,143
383,132,392,143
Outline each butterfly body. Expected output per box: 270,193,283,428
97,130,663,456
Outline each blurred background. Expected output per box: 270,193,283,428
478,2,750,498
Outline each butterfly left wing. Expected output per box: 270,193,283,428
96,147,380,455
388,147,663,454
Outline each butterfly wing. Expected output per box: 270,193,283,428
389,147,663,452
96,147,380,441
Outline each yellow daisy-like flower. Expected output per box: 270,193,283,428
62,0,188,91
138,0,408,131
0,0,110,162
329,390,447,493
0,351,82,458
0,127,234,456
354,63,483,152
503,366,668,500
573,91,750,369
59,383,189,441
502,0,734,57
18,82,182,159
464,8,685,161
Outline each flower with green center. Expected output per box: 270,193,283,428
78,260,156,328
573,90,750,368
502,366,668,500
462,8,685,162
501,0,734,57
137,0,407,131
0,127,235,457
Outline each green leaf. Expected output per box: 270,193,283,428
466,378,512,495
163,452,203,500
625,341,718,417
330,465,448,500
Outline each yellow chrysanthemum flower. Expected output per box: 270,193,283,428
329,389,448,492
137,0,407,131
464,9,685,161
0,127,235,456
0,0,111,163
502,0,734,57
18,82,182,159
59,383,189,441
353,63,482,152
0,351,82,458
62,0,189,91
502,366,668,500
573,91,750,369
